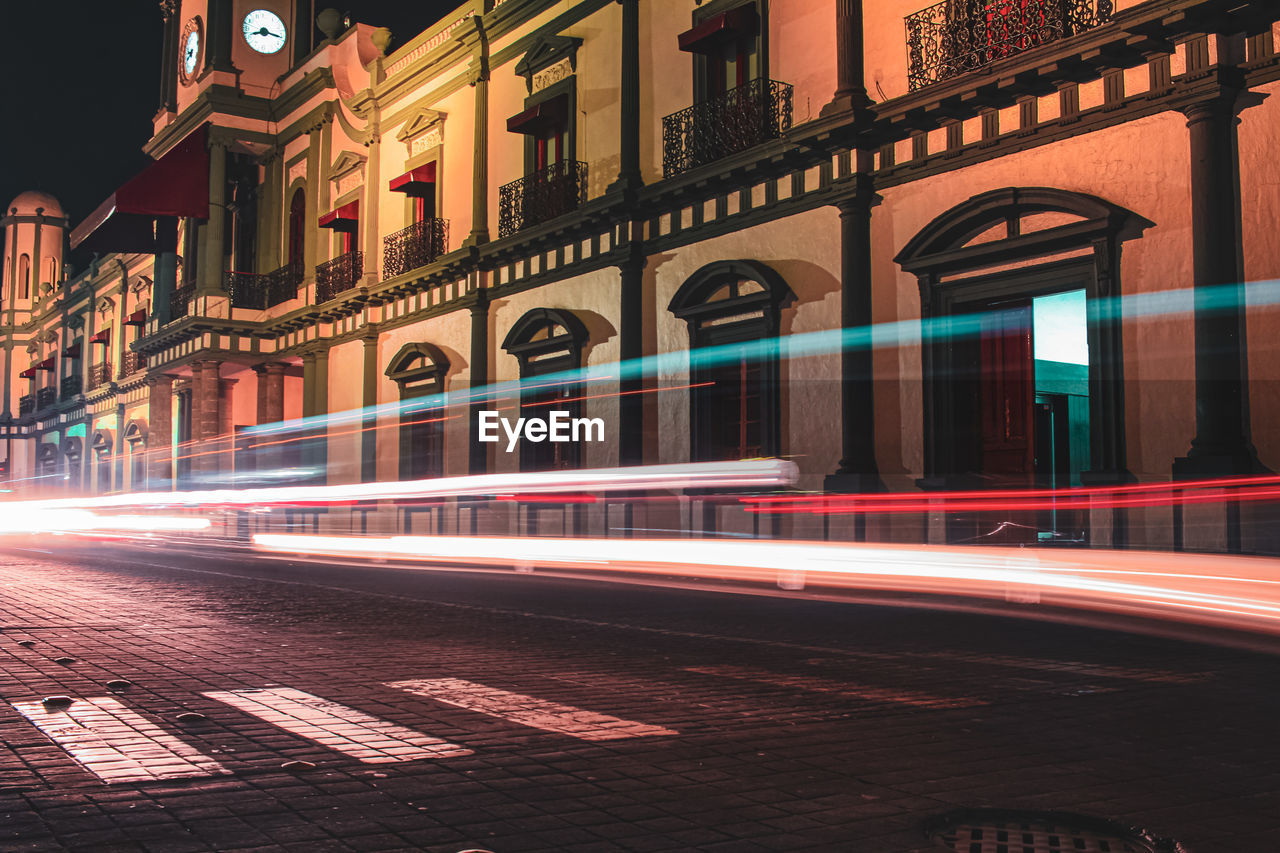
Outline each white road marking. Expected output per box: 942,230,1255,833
684,665,988,709
10,697,229,784
202,687,472,763
388,678,678,741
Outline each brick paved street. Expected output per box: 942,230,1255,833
1,544,1278,852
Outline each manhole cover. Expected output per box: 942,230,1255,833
925,809,1188,853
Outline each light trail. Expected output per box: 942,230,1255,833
249,533,1280,638
0,460,798,513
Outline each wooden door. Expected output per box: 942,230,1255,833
979,302,1034,481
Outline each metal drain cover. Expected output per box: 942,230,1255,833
924,809,1188,853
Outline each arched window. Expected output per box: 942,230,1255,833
386,343,450,481
288,187,306,272
45,256,58,289
60,437,81,491
17,254,30,300
125,421,147,491
91,431,113,494
501,309,590,472
38,443,59,483
669,260,792,462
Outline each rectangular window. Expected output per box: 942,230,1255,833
695,348,763,461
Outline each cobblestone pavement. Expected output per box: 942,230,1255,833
0,543,1278,852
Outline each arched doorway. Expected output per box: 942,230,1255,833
668,260,793,462
124,421,148,492
287,186,306,274
896,187,1152,544
502,308,590,472
91,430,114,494
386,343,450,481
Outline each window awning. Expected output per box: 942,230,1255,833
70,124,211,254
124,309,147,326
63,342,82,359
389,164,437,197
18,368,35,380
319,200,360,233
90,329,111,345
36,357,55,371
507,94,569,135
678,4,758,53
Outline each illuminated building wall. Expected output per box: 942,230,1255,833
1,0,1278,553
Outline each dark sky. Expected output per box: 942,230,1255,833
0,0,454,256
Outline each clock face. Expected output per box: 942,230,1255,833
183,30,200,75
243,9,287,54
179,17,202,84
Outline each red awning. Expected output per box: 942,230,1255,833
125,309,147,326
389,164,437,197
90,329,111,345
70,124,211,253
63,342,81,359
678,4,758,53
318,200,360,232
36,357,55,372
507,95,569,135
18,368,35,380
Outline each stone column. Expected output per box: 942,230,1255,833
301,351,317,419
146,374,174,490
363,118,382,284
191,360,222,479
305,129,323,273
153,218,179,325
362,330,379,482
618,253,645,466
826,172,882,495
611,0,642,191
822,0,873,117
200,138,227,296
467,48,491,246
158,0,179,113
468,292,490,475
1173,92,1262,479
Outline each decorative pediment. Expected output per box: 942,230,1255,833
329,150,367,198
39,329,59,344
66,313,85,331
515,35,582,93
131,275,152,294
96,296,115,316
397,106,447,158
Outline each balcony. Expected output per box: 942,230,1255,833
18,394,33,417
662,79,794,179
36,387,56,410
316,250,364,303
171,284,195,320
906,0,1113,91
88,361,112,392
383,219,450,279
60,375,82,401
498,160,588,239
120,351,147,378
225,262,304,310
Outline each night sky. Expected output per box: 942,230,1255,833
1,0,456,267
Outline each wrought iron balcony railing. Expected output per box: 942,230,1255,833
383,219,450,279
18,394,34,417
171,284,195,320
225,261,304,310
498,160,588,239
120,351,147,378
60,375,82,401
906,0,1113,91
88,361,112,391
316,251,364,303
662,79,794,179
36,387,56,410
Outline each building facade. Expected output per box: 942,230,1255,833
2,0,1279,552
